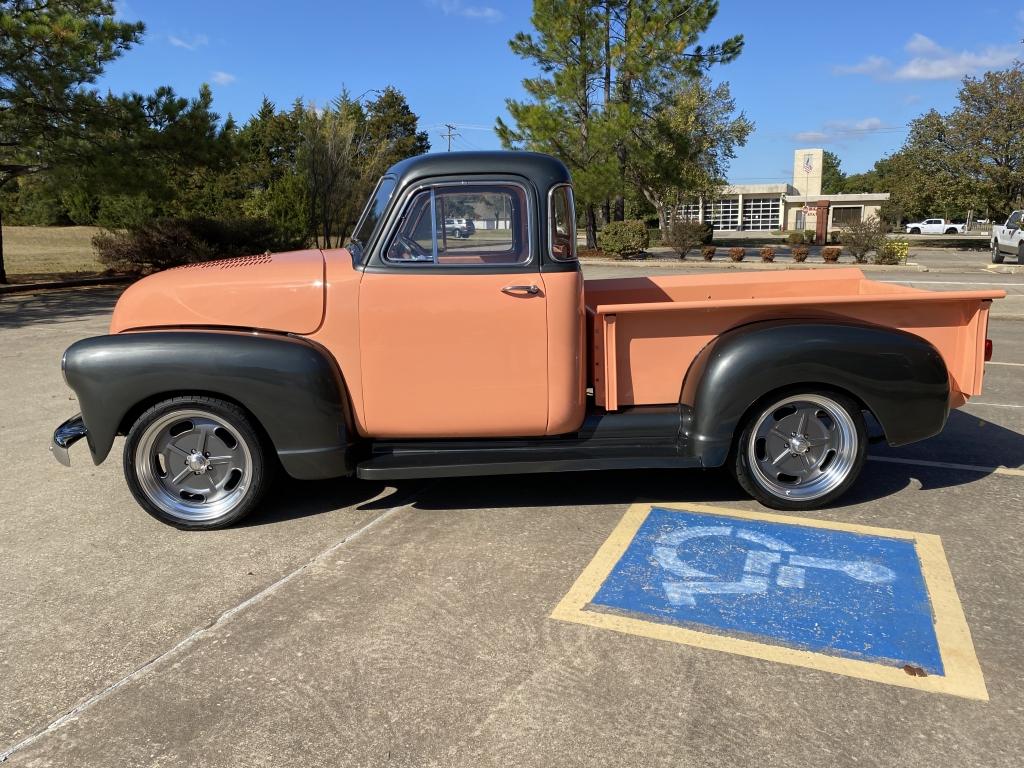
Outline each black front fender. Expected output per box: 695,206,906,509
681,321,950,467
62,331,354,480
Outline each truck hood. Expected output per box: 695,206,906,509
110,249,326,335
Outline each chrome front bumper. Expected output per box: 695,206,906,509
50,415,88,467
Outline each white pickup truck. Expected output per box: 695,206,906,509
905,218,966,235
990,210,1024,264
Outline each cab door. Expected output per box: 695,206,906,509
358,179,549,438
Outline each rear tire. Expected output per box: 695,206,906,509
124,396,272,529
730,390,867,511
1018,243,1024,265
992,241,1004,264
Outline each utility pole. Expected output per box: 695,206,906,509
441,123,460,152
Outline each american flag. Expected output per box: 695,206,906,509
802,153,814,174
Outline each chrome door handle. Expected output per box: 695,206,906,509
501,284,540,296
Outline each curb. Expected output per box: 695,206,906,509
0,275,133,295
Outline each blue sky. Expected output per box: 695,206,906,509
103,1,1024,184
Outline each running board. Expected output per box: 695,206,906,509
356,405,699,480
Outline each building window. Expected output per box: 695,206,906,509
742,197,780,230
831,206,863,228
670,202,701,223
710,199,739,231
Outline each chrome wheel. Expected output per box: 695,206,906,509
134,409,252,523
747,394,859,502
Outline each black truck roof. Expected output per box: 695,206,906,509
385,150,572,192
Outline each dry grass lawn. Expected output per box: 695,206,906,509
2,226,104,278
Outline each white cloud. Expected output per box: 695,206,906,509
168,34,208,51
432,0,503,22
210,71,236,85
835,34,1019,80
793,117,892,145
904,33,942,55
834,55,889,76
794,131,828,142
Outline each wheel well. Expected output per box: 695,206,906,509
732,382,878,450
117,391,275,453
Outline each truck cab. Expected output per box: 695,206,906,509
991,210,1024,263
905,218,964,235
52,152,1004,529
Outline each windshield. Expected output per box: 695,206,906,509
347,176,396,260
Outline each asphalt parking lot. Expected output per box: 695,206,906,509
1,265,1022,767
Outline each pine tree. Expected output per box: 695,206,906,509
0,0,144,282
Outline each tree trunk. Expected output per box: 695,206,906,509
586,204,597,249
0,206,6,284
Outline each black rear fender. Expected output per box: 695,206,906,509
61,331,354,480
681,321,950,467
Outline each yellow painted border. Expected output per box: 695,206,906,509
551,502,988,701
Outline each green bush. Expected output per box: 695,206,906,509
663,221,704,260
786,232,803,246
598,219,649,258
663,220,712,258
841,216,886,263
874,239,909,265
96,194,156,230
93,216,305,273
803,229,817,244
829,231,842,244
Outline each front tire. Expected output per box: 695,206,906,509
124,396,272,529
909,227,921,234
992,241,1004,264
1018,243,1024,265
730,390,867,511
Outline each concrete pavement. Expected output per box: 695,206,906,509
1,270,1022,767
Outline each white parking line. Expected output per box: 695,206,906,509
868,455,1024,477
987,361,1024,367
965,402,1024,409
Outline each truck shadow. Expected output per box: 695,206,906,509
0,286,123,329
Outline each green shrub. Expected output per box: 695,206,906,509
598,219,649,258
829,231,842,244
821,246,842,262
729,247,746,262
96,194,156,230
791,245,809,262
803,229,817,244
663,220,711,258
874,239,909,265
701,245,716,261
786,232,803,246
759,246,776,262
841,215,885,263
93,216,305,273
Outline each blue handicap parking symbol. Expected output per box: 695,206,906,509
591,506,943,674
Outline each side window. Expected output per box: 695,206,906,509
549,184,577,261
385,184,530,266
1008,211,1022,228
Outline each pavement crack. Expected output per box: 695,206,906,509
0,489,425,764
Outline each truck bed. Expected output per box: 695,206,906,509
584,268,1005,411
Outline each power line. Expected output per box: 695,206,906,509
440,123,461,152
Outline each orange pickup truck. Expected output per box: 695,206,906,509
52,152,1004,528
